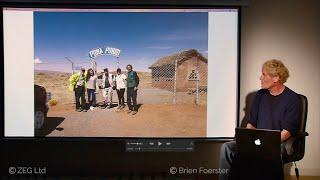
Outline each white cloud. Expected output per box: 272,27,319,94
34,57,42,64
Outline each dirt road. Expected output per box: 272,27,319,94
36,103,207,137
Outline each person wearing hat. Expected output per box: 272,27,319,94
69,68,87,112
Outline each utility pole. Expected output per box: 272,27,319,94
65,57,74,74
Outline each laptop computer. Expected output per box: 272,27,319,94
232,128,284,179
235,128,281,160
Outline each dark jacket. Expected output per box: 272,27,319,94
127,71,139,88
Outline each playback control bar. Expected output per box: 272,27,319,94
125,139,194,152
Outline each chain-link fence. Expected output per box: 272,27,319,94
147,49,208,105
34,49,207,106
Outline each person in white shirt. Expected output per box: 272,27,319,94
86,68,98,110
115,68,127,109
101,68,115,109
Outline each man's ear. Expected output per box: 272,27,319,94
273,76,280,83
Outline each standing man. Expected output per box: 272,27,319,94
126,64,140,115
69,67,87,112
101,68,115,109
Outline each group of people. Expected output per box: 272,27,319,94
69,64,140,115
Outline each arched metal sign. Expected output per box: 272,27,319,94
88,46,121,71
88,46,121,59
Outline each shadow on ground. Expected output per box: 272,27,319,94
35,117,65,136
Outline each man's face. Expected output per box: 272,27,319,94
260,67,279,89
127,66,132,72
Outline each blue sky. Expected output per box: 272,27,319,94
34,12,208,72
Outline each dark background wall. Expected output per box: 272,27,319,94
240,0,320,176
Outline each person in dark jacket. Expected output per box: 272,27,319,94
219,59,301,180
126,64,140,115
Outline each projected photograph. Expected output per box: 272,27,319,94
34,11,208,137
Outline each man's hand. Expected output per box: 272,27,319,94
246,123,256,129
246,123,291,142
134,87,138,91
281,129,291,142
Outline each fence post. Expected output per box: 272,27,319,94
116,57,120,68
173,58,178,104
91,58,97,73
196,57,199,105
65,57,74,74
